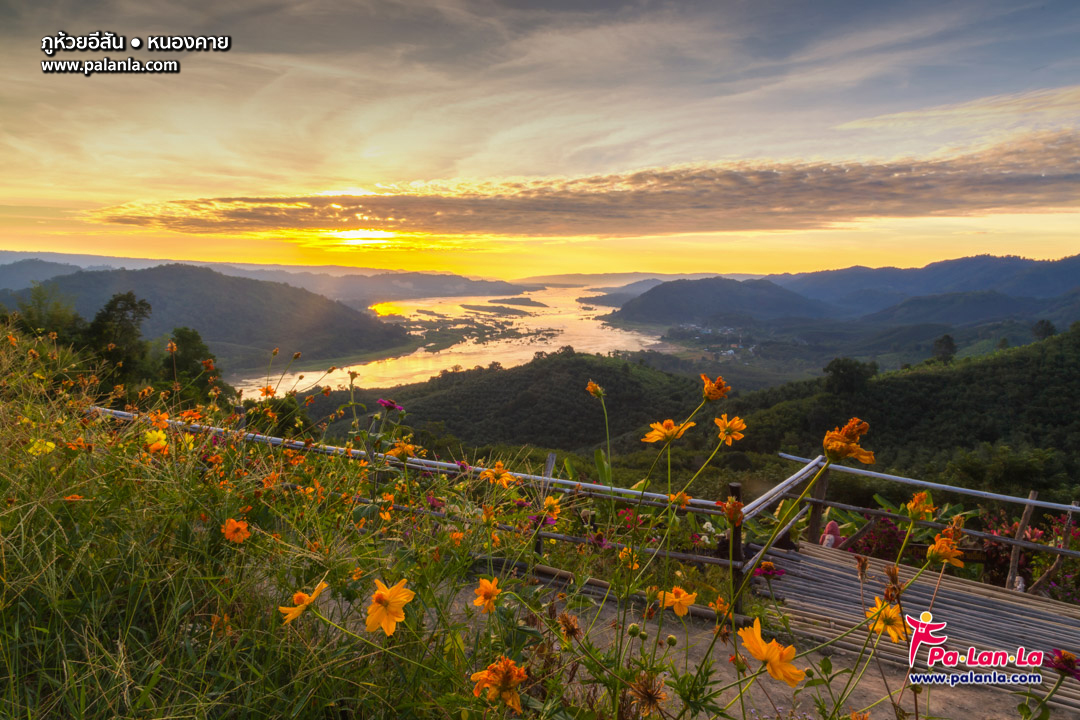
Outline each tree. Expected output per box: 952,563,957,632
823,357,878,395
932,334,957,364
15,282,85,343
87,291,152,385
161,326,236,406
1032,319,1057,341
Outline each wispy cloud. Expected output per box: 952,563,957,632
840,85,1080,131
91,130,1080,242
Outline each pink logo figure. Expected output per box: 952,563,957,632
905,610,947,667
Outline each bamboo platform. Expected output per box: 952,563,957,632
758,544,1080,716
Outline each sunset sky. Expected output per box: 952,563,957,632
3,0,1079,278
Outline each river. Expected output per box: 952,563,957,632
233,286,665,394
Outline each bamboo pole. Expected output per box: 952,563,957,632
1007,490,1039,591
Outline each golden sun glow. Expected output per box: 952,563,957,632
370,302,407,316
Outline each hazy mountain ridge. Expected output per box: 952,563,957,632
211,268,531,308
766,254,1080,312
0,259,83,291
10,264,409,370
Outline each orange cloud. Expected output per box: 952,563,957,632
89,129,1080,243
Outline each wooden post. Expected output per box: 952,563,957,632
837,515,878,551
1006,490,1038,591
806,469,830,543
726,482,744,613
534,452,558,558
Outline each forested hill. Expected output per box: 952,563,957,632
20,264,408,370
312,348,698,450
307,327,1080,502
729,324,1080,500
608,277,835,325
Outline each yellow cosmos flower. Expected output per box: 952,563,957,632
642,419,696,444
714,414,746,446
619,546,640,570
26,439,56,456
473,578,501,614
822,417,875,464
279,581,329,624
659,586,697,617
366,578,416,636
471,656,528,714
737,618,806,688
866,596,909,644
143,429,168,454
927,534,964,568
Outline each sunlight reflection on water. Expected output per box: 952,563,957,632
234,286,661,394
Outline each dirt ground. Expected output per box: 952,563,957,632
573,599,1079,720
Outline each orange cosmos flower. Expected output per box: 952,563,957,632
450,531,464,546
386,439,424,459
479,461,516,487
473,578,501,614
714,414,746,446
717,496,744,527
259,385,275,397
63,494,85,501
737,618,806,688
166,340,177,354
366,578,415,636
221,518,250,543
619,547,640,570
927,534,964,568
659,586,697,617
351,567,364,581
642,419,695,444
701,374,731,401
905,492,937,520
471,656,528,714
822,417,875,464
668,491,692,509
146,410,169,430
586,380,605,398
278,581,329,624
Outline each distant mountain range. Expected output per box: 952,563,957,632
515,271,757,286
0,259,83,290
0,253,531,310
607,254,1080,329
209,268,530,309
1,264,409,370
766,254,1080,312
